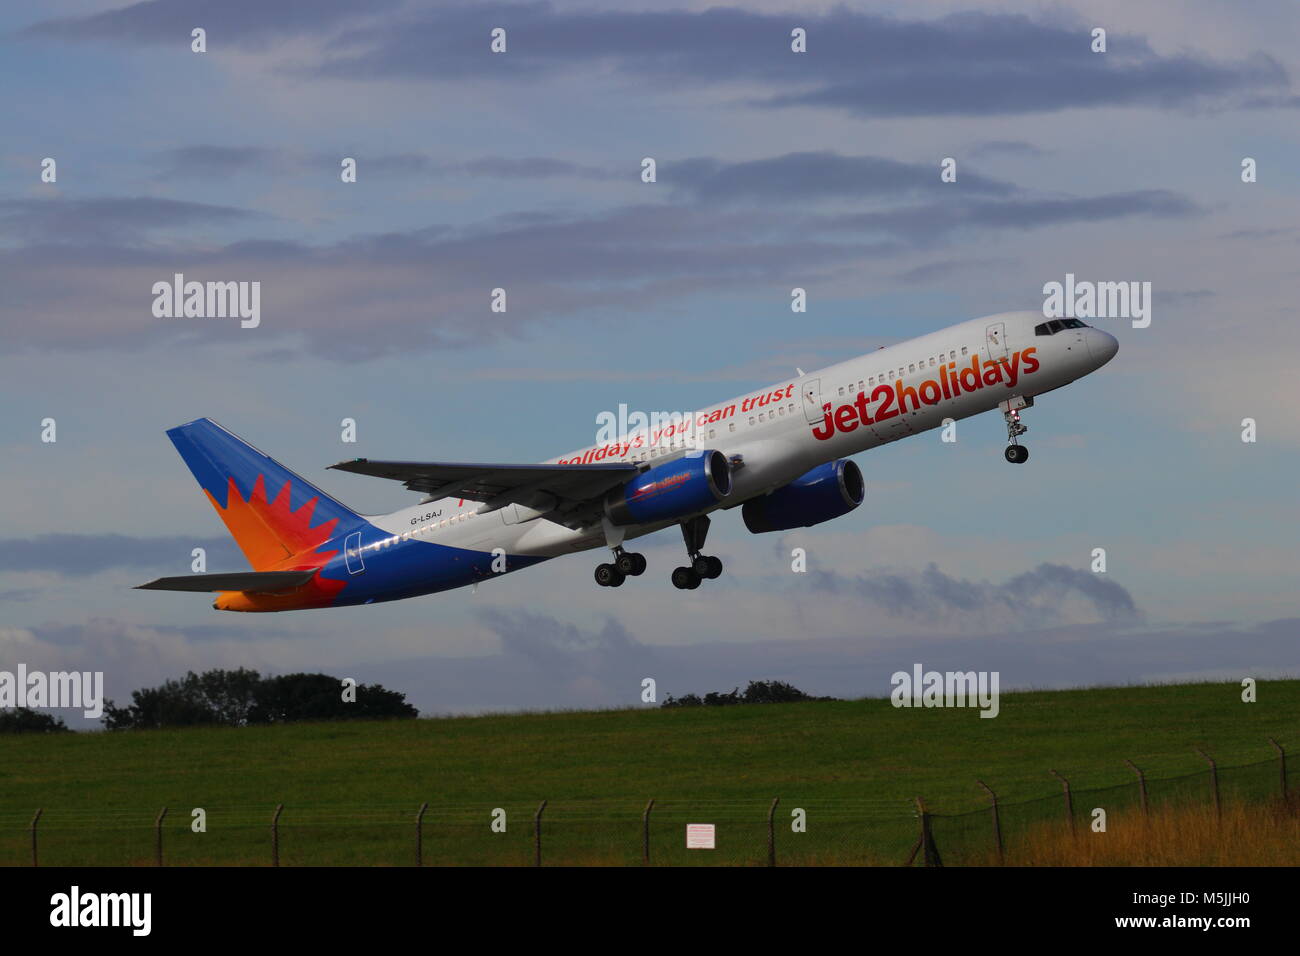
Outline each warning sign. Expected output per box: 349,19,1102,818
686,824,715,849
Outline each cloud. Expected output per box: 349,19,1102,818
0,177,1199,358
829,190,1200,243
362,614,1299,717
670,152,1015,204
24,0,400,45
154,146,285,179
26,5,1292,120
893,257,1011,285
0,197,259,244
0,201,898,357
0,534,240,576
479,607,658,681
805,561,1140,629
152,146,617,182
967,140,1049,159
0,618,279,728
763,48,1291,118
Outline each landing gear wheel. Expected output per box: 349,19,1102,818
693,555,723,579
671,566,702,590
1002,403,1030,464
595,563,626,587
616,551,646,576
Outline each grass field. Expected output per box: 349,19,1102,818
1,679,1296,865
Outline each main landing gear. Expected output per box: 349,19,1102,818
671,515,723,590
1002,401,1030,464
592,515,724,589
594,547,647,588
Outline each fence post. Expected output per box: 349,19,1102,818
415,801,429,867
1196,749,1220,820
1268,738,1287,803
1124,759,1148,817
533,800,547,867
155,807,168,867
29,809,42,868
767,797,779,867
642,799,655,866
271,803,283,867
1049,770,1074,834
915,797,943,867
977,780,1003,862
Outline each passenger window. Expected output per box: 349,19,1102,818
960,347,968,356
728,423,735,432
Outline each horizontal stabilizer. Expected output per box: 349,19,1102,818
135,570,318,593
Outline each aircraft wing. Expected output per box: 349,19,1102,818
135,570,318,593
327,458,642,514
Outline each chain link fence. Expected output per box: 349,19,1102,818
923,746,1292,866
2,741,1290,866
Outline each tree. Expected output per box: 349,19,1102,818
103,668,418,729
0,707,70,733
249,673,418,723
661,680,837,708
102,667,263,730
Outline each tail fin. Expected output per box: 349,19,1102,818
167,418,362,570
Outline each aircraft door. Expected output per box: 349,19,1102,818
344,531,365,574
801,378,824,424
985,322,1010,363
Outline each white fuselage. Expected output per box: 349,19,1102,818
366,310,1118,558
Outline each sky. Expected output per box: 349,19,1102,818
2,0,1298,727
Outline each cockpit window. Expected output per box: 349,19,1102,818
1035,318,1090,335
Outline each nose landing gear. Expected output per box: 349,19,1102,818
1001,397,1031,464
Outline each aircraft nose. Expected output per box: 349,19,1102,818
1086,328,1119,366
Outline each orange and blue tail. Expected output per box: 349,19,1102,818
167,418,362,571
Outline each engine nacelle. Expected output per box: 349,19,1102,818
605,450,732,526
741,459,864,533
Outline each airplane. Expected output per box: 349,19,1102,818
138,310,1117,611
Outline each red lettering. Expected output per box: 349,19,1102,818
834,403,859,433
852,390,873,426
811,403,836,441
895,378,920,414
871,384,897,420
